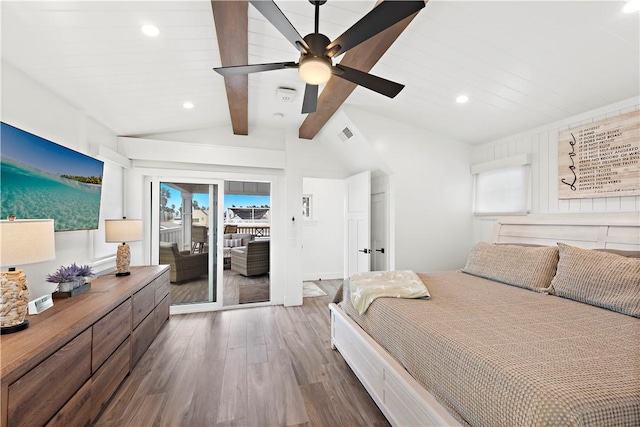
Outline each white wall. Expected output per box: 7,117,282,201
139,126,286,151
282,128,352,304
472,97,640,242
1,61,122,299
343,107,475,272
302,178,345,280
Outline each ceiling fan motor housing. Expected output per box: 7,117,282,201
298,33,333,85
302,33,331,58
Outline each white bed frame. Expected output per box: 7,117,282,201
330,213,640,427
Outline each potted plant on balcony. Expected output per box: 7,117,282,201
46,263,94,294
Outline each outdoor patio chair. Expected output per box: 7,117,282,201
224,224,238,233
191,225,208,253
230,240,270,276
160,241,208,283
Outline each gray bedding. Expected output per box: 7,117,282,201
341,271,640,426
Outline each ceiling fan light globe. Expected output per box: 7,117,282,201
299,56,332,85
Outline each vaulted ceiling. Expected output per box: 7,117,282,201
2,1,638,145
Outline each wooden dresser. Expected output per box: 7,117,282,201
0,265,170,427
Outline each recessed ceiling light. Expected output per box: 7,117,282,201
141,24,159,37
456,94,469,104
183,102,194,109
623,0,640,13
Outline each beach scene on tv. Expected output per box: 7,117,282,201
0,122,104,231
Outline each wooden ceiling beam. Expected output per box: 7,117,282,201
211,1,248,135
298,1,422,140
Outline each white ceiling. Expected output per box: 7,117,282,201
2,1,638,145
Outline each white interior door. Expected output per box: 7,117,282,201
345,171,371,278
371,191,388,271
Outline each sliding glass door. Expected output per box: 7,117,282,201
222,180,271,307
150,177,273,312
157,181,221,307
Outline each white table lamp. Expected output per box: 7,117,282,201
105,218,143,276
0,218,56,334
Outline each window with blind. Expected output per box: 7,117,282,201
472,154,531,215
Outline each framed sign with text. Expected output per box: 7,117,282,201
558,110,639,199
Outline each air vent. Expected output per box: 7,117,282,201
338,126,354,142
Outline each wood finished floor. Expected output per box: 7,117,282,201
95,280,390,427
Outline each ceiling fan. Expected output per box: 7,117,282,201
213,0,425,114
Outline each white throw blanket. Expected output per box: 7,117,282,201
349,270,430,314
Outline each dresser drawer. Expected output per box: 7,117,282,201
7,329,92,427
45,380,91,427
132,310,155,367
154,271,170,304
154,294,170,335
91,338,131,421
132,282,155,328
92,298,132,372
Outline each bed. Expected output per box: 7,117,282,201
329,213,640,426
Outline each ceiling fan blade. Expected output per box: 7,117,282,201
249,0,310,53
214,62,297,76
326,1,425,58
302,84,318,114
332,65,404,98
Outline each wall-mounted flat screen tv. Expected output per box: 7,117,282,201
1,122,104,231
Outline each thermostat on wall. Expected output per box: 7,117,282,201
28,294,54,315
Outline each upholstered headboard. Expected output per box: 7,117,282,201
492,213,640,251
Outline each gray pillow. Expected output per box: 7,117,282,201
462,242,559,292
549,243,640,318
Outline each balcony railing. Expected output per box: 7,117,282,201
161,224,270,247
160,226,181,244
231,225,270,238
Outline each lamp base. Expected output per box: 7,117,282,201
1,319,29,335
115,243,131,276
1,269,30,331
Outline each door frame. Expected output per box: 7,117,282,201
371,191,389,271
371,175,392,271
140,167,286,311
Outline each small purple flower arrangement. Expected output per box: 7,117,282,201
47,263,94,292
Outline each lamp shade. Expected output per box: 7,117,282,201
0,219,56,267
105,219,143,243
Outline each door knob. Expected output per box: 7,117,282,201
375,248,385,254
358,248,369,254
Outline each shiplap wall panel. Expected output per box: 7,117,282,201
472,100,640,242
607,226,640,245
498,224,601,241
